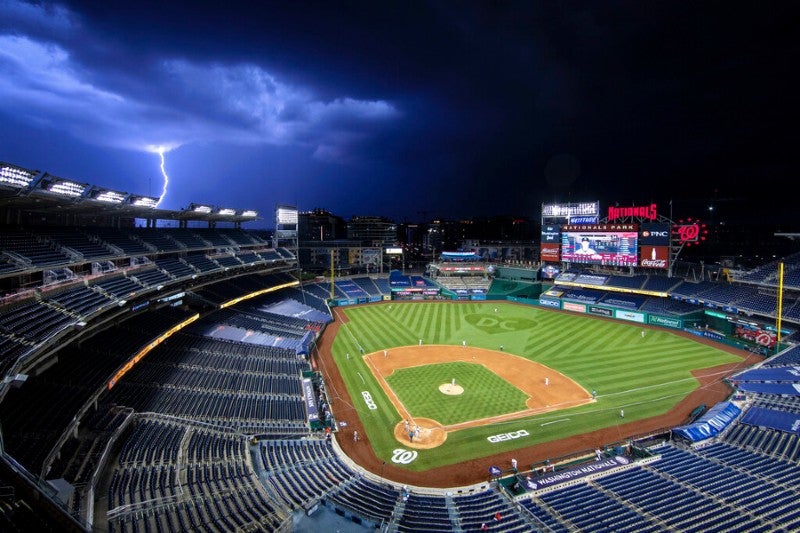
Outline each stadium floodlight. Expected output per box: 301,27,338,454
130,195,159,208
46,177,87,197
0,164,37,188
92,188,126,204
217,208,236,216
276,206,298,224
241,210,258,217
190,203,213,214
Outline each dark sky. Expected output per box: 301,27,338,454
1,1,797,228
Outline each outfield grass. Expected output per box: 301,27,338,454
330,301,742,471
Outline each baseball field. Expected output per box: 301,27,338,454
320,301,746,473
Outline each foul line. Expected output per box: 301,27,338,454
541,419,570,426
597,369,737,400
334,308,364,353
364,355,413,423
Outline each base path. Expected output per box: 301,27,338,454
365,345,592,446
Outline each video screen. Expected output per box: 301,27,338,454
561,230,638,266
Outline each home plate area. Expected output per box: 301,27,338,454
392,417,447,449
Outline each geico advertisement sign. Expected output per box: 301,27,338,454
361,391,378,410
487,429,529,443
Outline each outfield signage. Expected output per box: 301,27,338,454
589,306,613,317
361,391,378,410
519,456,631,491
541,225,561,243
541,264,561,280
542,201,600,219
540,243,561,262
538,298,561,308
687,329,726,342
487,429,529,444
562,301,586,313
614,310,646,323
640,223,671,245
608,203,658,221
650,315,682,329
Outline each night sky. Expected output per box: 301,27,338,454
1,1,797,228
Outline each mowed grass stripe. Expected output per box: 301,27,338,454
421,304,439,343
410,304,431,336
363,306,417,348
418,305,442,344
350,307,413,350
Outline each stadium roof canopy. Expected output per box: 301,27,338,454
0,161,259,224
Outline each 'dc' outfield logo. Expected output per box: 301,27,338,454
466,314,537,334
391,448,418,464
487,429,529,443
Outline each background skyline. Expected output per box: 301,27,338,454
1,1,797,227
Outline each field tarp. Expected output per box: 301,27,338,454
731,366,800,382
740,406,800,434
734,382,800,395
672,401,741,442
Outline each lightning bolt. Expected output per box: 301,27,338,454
156,148,169,208
145,144,177,208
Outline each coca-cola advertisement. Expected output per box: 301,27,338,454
639,245,669,269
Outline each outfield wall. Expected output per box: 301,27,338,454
519,295,779,354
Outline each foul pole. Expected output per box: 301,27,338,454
776,262,784,352
330,249,335,300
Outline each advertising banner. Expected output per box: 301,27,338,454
518,456,632,491
302,378,319,422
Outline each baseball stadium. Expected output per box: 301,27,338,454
2,162,800,533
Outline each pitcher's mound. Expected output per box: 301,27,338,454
439,383,464,395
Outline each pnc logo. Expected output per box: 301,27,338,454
487,429,530,443
466,315,537,334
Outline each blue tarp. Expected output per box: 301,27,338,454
732,365,800,382
740,406,800,434
673,401,741,442
734,382,800,395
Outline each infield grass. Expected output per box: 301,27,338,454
387,362,529,425
330,301,744,471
